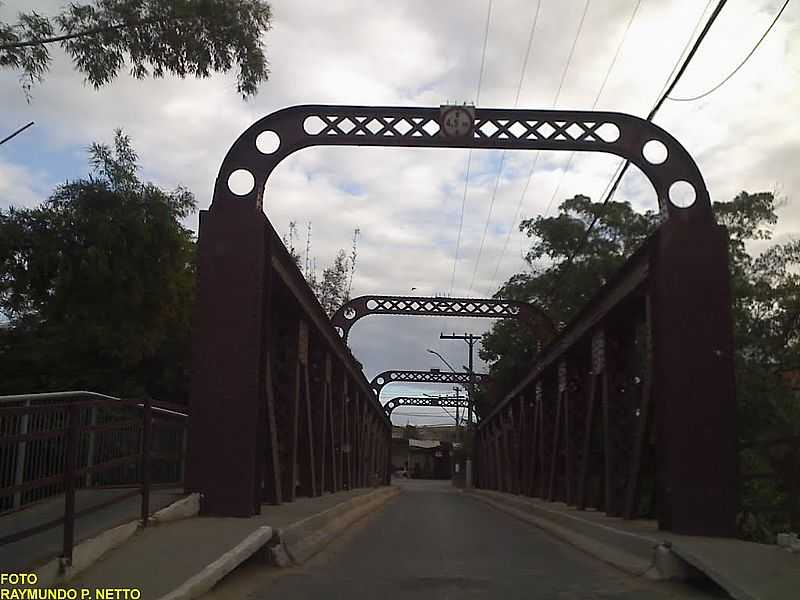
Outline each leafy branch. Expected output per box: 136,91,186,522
0,0,272,99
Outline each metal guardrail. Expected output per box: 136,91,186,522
0,391,187,565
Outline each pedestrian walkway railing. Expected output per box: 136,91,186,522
0,391,187,564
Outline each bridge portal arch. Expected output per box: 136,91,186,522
331,295,556,344
370,369,490,398
211,105,711,228
383,395,472,417
190,103,736,536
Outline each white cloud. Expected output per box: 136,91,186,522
1,0,797,422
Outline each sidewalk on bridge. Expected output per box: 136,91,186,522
466,488,799,600
67,486,393,600
0,487,184,572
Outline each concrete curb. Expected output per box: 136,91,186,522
276,486,400,565
465,489,687,580
32,493,197,588
157,526,273,600
151,493,200,525
152,486,400,600
33,520,140,588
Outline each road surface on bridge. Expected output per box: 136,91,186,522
208,479,724,600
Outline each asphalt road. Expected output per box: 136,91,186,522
211,479,726,600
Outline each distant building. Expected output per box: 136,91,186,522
390,437,453,479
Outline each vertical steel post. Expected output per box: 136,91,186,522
179,423,188,487
187,205,267,516
650,220,737,536
13,399,30,510
85,405,97,488
62,402,80,566
141,397,152,526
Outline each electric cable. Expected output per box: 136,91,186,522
544,0,729,301
485,0,592,292
465,0,543,294
668,0,791,102
449,0,494,296
538,0,644,227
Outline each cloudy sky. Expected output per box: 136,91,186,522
1,0,798,425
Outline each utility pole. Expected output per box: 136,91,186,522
439,333,481,428
440,332,481,488
453,386,461,443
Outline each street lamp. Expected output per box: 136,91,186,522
426,348,458,374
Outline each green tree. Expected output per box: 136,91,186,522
482,190,800,537
316,249,351,317
478,194,659,407
286,221,360,318
0,129,196,401
0,0,272,99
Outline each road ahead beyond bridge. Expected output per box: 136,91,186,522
208,480,724,600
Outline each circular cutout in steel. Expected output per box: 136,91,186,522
256,130,280,154
595,122,620,143
669,180,696,208
366,299,378,310
227,169,255,196
643,139,668,165
343,307,357,320
303,116,325,135
376,377,385,385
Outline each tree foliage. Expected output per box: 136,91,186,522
481,190,800,538
0,130,196,401
284,221,360,318
482,192,799,421
477,195,658,410
0,0,272,98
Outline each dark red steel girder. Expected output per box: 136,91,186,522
370,369,490,397
331,295,556,344
382,395,472,416
188,104,734,536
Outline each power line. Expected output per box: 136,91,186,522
485,0,591,292
0,121,35,146
545,0,729,298
466,0,542,294
449,0,494,296
538,0,644,228
668,0,791,102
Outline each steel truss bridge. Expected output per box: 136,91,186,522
369,369,490,397
188,104,736,536
331,295,555,344
382,396,472,417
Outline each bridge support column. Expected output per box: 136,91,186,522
650,220,737,536
186,204,269,516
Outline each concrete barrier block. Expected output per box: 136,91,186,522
33,520,140,587
157,526,273,600
151,493,200,525
268,544,291,567
280,486,399,565
654,544,696,581
466,490,658,577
